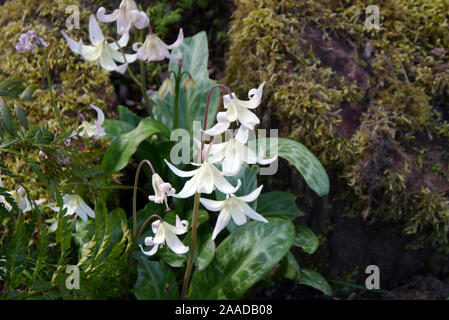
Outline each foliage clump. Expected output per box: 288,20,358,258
225,0,449,248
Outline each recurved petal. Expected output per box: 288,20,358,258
97,7,120,22
129,10,150,29
139,243,159,256
164,159,198,177
200,198,225,212
213,171,241,194
212,208,231,240
88,14,105,45
237,185,263,203
172,176,199,199
241,201,268,223
166,28,184,49
79,199,95,219
90,104,105,125
203,119,230,137
61,31,84,55
165,231,189,254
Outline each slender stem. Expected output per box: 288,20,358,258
132,159,156,239
40,46,63,131
181,84,232,299
181,192,200,299
136,214,162,241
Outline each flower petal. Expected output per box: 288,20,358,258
88,14,105,45
139,243,159,256
166,28,184,49
237,185,263,203
230,200,247,225
97,7,120,23
203,119,230,136
213,171,241,194
90,104,105,125
165,229,189,254
61,31,84,55
129,10,150,29
79,199,95,219
212,208,231,240
241,202,268,223
200,198,225,212
164,159,198,177
172,175,198,199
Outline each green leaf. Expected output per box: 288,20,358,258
20,84,39,101
266,137,330,196
14,104,28,130
102,118,170,173
103,119,134,138
117,105,141,127
293,222,319,254
134,258,180,300
152,31,220,133
188,219,295,299
299,269,333,296
0,99,14,134
6,213,27,289
0,76,23,97
257,191,304,220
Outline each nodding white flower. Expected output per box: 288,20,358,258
62,15,136,73
130,29,183,62
165,160,241,199
204,82,265,136
148,173,175,210
158,78,174,99
139,215,189,256
182,77,195,92
50,194,95,222
97,0,150,35
0,177,45,212
202,127,277,176
78,105,106,139
16,30,48,53
200,185,267,239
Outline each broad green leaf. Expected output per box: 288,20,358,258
257,191,304,220
293,222,319,254
152,31,219,133
186,208,209,226
103,119,134,138
102,118,170,173
299,269,333,296
184,226,216,271
0,99,14,134
188,219,295,299
117,105,141,127
134,258,179,300
283,251,301,280
266,137,330,196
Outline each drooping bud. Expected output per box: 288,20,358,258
159,78,174,99
182,77,196,92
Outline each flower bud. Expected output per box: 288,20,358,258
158,78,174,99
182,77,196,92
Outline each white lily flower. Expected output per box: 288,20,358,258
62,15,136,74
97,0,150,35
50,194,95,222
165,160,241,199
139,215,189,256
130,29,183,62
204,82,265,136
200,185,268,239
0,177,45,212
201,127,276,176
148,173,175,210
78,105,106,139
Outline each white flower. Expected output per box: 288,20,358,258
148,173,175,210
61,15,136,73
50,194,95,222
16,30,48,53
97,0,150,35
78,105,106,139
202,127,277,176
165,160,241,199
139,215,189,256
0,177,45,212
204,82,265,136
158,78,174,99
200,185,267,239
130,29,183,62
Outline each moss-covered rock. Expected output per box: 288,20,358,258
225,0,449,285
0,0,114,129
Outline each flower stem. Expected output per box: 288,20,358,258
40,46,63,132
132,159,156,239
181,192,200,299
136,214,162,240
173,64,182,130
180,83,232,299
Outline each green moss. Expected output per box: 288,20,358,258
0,0,114,130
225,0,449,248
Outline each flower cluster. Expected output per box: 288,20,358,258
164,83,275,240
62,0,183,74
